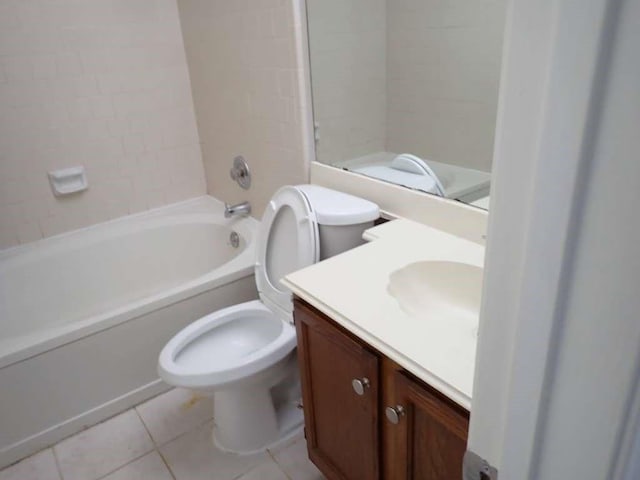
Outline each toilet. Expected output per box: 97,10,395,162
158,185,379,454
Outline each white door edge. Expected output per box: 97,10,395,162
469,0,635,478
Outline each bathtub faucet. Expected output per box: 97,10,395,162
224,201,251,218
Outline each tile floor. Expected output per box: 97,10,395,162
0,388,324,480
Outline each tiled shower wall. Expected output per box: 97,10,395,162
177,0,308,217
0,0,206,249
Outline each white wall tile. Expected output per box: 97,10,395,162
177,0,308,217
0,0,205,249
2,56,33,82
89,96,115,119
16,221,42,244
31,54,58,78
67,97,93,121
56,53,83,78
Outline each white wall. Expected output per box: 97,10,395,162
177,0,309,218
306,0,387,165
0,0,206,249
386,0,506,172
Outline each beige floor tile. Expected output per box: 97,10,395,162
0,449,60,480
100,452,173,480
272,438,325,480
236,459,289,480
136,388,213,446
160,422,267,480
54,410,154,480
267,430,304,455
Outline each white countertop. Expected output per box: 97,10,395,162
282,219,485,410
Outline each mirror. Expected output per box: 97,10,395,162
306,0,508,210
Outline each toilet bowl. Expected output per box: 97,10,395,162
158,185,379,454
158,301,296,391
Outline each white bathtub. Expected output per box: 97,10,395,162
0,196,259,468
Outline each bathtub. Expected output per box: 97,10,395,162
0,196,259,468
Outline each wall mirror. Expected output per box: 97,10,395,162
306,0,508,210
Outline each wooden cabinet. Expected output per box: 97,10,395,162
294,299,469,480
295,299,380,480
384,362,469,479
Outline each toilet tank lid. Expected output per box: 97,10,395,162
296,184,379,226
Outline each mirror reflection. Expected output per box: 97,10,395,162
306,0,508,210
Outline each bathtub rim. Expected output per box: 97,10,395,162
0,195,250,260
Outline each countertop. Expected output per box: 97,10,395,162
281,219,485,410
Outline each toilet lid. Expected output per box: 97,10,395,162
255,186,319,317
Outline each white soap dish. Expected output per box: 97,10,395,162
48,166,88,196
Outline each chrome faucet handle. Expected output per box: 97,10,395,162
230,156,251,190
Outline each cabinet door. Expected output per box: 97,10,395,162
385,367,469,480
294,301,380,480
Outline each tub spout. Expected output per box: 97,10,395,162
224,201,251,218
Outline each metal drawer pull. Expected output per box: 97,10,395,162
351,377,371,395
385,405,406,424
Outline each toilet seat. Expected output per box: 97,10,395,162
158,300,296,390
255,186,319,319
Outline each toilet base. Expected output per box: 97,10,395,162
212,405,303,456
210,353,304,455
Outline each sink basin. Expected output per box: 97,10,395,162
387,261,483,333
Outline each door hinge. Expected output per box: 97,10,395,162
463,450,498,480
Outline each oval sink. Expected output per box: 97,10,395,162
387,261,483,330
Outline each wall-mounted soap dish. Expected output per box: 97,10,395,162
48,166,88,196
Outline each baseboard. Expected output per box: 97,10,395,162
0,380,170,469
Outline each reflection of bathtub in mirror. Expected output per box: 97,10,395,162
336,152,491,205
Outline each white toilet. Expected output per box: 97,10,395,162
158,185,379,454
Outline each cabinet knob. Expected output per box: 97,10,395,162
385,405,406,424
351,377,371,395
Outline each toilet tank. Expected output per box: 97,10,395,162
296,185,380,260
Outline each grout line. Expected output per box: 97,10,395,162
267,449,293,480
157,449,177,480
131,391,177,479
130,408,177,479
92,449,155,480
70,408,155,480
51,448,65,480
132,405,156,446
153,417,216,451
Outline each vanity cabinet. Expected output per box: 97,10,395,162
294,299,469,480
